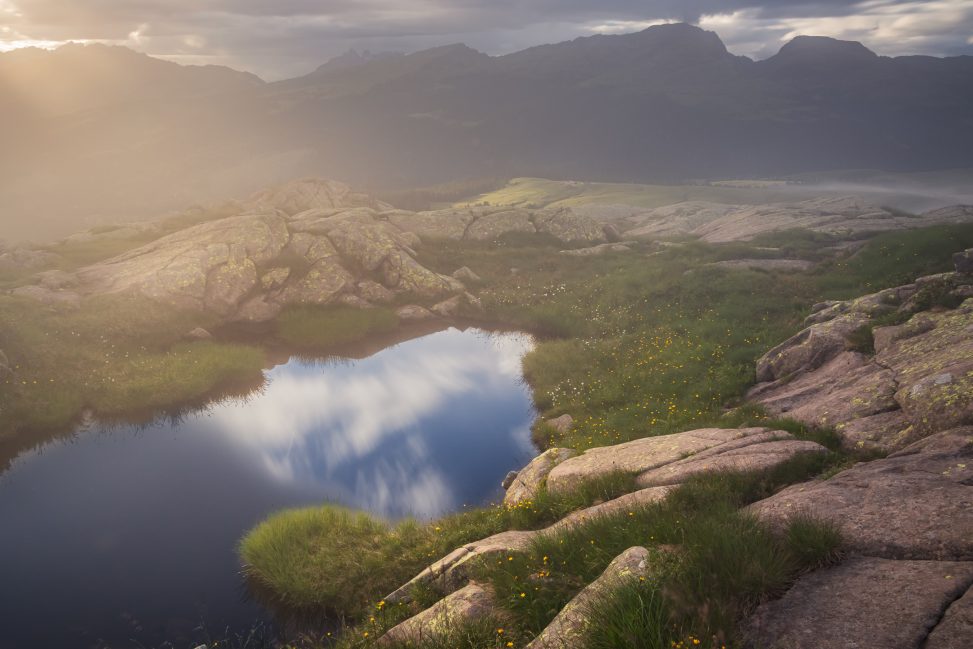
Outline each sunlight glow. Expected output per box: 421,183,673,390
587,19,675,35
0,38,66,52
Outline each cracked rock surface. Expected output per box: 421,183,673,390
11,179,606,323
749,254,973,452
744,556,973,649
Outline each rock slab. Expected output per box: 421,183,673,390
744,556,973,649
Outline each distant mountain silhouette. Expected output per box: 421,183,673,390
2,24,972,240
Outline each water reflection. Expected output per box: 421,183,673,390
0,327,537,649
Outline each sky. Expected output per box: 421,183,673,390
1,0,972,79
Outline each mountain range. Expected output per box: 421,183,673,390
2,23,972,241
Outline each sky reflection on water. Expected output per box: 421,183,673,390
0,327,537,649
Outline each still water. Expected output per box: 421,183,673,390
0,327,537,649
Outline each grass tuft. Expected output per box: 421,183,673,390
276,305,399,350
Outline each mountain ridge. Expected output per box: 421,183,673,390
2,23,973,242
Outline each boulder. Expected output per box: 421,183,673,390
185,327,212,341
260,267,291,290
274,258,354,306
754,314,869,383
749,428,973,560
356,280,395,304
751,287,973,449
395,305,436,321
452,266,482,283
72,213,290,313
602,223,622,242
503,448,577,506
526,547,652,649
235,294,283,323
546,427,826,496
955,248,973,275
382,250,461,298
533,208,605,242
747,351,904,451
388,209,477,241
378,582,497,646
465,210,535,241
744,557,973,649
431,296,464,318
386,487,673,602
501,471,519,490
546,414,574,435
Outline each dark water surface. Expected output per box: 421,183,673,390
0,327,537,649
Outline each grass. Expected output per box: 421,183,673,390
275,305,400,351
473,469,843,648
0,293,266,437
416,223,973,452
294,463,842,649
239,472,639,619
458,178,824,212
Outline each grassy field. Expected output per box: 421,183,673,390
275,305,400,351
0,293,266,438
259,459,840,649
457,177,819,211
235,220,973,647
458,170,973,214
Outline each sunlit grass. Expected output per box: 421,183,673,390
0,294,265,435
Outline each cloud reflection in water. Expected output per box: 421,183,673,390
208,327,537,518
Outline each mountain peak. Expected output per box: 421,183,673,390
633,22,730,57
774,35,878,62
315,49,402,74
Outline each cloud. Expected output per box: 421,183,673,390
1,0,971,78
204,327,535,518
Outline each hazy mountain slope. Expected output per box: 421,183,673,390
2,24,973,242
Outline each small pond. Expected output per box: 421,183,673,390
0,327,538,649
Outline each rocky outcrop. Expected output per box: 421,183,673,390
503,447,577,506
546,414,574,435
525,547,652,649
744,557,973,649
389,206,604,244
545,427,827,496
749,256,973,451
693,196,973,243
623,201,739,240
395,305,436,321
0,245,61,273
452,266,482,283
14,180,465,322
749,428,973,561
385,486,674,603
10,179,610,323
616,197,973,243
389,427,826,603
378,582,497,646
559,242,633,256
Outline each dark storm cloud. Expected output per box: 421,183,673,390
2,1,972,78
